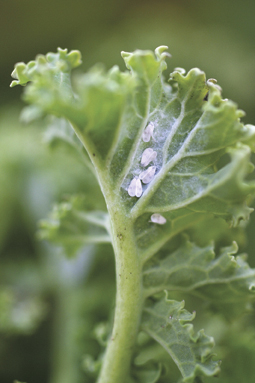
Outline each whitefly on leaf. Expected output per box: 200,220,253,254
150,213,167,225
139,166,156,184
142,122,156,142
128,176,143,198
141,148,157,167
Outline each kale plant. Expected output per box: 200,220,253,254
11,46,255,383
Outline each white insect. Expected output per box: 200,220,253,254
141,148,157,167
139,166,156,184
142,122,155,142
128,177,143,198
150,213,167,225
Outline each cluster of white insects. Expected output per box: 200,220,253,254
127,122,166,225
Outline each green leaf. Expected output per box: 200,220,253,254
12,47,255,383
12,46,255,262
186,214,248,249
142,294,220,382
42,117,97,176
43,117,84,151
11,49,135,162
134,341,181,382
11,47,81,87
11,48,255,229
143,240,255,307
117,59,255,221
38,195,110,257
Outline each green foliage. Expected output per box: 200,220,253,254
142,294,220,382
143,241,255,305
39,195,110,257
11,46,255,383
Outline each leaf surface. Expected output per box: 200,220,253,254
143,240,255,306
11,46,255,383
11,47,255,243
42,117,97,175
142,295,220,382
38,195,110,257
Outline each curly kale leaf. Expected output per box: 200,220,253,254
142,294,220,382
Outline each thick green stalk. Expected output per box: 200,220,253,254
70,127,144,382
97,200,143,383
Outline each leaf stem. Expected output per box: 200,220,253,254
70,119,145,383
96,202,143,383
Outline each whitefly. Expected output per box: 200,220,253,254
150,213,167,225
128,176,143,198
142,122,155,142
139,166,156,184
141,148,157,167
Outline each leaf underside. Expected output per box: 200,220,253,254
143,240,255,304
142,294,220,383
11,46,255,383
11,46,255,258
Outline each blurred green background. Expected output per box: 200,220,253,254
1,0,255,382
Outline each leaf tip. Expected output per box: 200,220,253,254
155,45,171,60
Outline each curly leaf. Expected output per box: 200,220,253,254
11,48,81,88
12,45,255,383
13,47,255,219
11,49,134,162
143,241,255,307
11,48,255,244
38,195,110,257
142,295,220,382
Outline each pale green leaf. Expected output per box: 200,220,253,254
43,117,97,176
11,49,134,162
11,47,81,88
143,240,255,307
134,337,186,382
38,195,110,257
12,47,255,265
11,48,255,245
43,117,84,151
142,295,220,382
11,47,255,383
